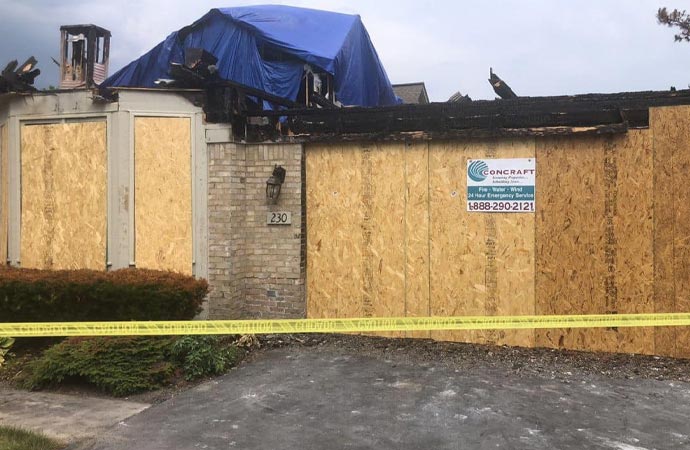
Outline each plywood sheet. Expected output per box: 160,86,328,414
20,122,107,270
134,117,192,275
404,142,431,339
307,142,427,340
306,144,364,318
650,108,677,357
428,141,485,344
428,139,535,347
535,132,654,354
671,107,690,359
306,126,666,356
651,106,690,358
535,137,605,350
492,141,536,348
0,124,8,264
368,143,406,337
614,130,655,354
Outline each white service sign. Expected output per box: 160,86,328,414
467,158,535,212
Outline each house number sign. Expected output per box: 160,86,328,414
267,211,292,225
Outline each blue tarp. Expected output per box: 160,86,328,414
103,5,399,107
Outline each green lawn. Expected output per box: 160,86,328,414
0,426,63,450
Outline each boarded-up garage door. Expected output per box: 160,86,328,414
306,140,536,347
306,131,665,354
134,117,192,275
21,121,107,269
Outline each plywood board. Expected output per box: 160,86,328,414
535,132,654,354
134,117,192,275
428,139,535,347
307,142,427,340
308,139,534,346
306,124,673,356
671,107,690,359
428,141,486,344
306,144,364,318
491,141,536,347
20,122,107,270
404,142,431,339
0,124,8,264
613,130,655,354
535,137,605,351
367,143,406,337
650,108,677,357
651,106,690,358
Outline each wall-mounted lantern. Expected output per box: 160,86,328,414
266,165,286,203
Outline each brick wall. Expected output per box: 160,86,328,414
207,142,305,319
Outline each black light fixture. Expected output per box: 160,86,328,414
266,165,286,203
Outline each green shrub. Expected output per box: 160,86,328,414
170,336,242,380
0,268,208,322
23,335,243,396
23,336,176,396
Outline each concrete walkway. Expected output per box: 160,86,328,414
0,388,149,441
76,347,690,450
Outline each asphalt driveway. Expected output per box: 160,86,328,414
77,340,690,450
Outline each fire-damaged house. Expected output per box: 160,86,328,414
2,5,690,359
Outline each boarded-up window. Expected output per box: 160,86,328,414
134,117,192,275
20,121,107,270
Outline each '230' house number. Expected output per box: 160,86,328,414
267,211,292,225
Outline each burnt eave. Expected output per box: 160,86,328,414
240,89,690,142
268,89,690,118
285,123,630,143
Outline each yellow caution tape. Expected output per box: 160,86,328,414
0,313,689,337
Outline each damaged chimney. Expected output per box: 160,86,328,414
59,24,111,89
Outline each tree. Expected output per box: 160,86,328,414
657,7,690,42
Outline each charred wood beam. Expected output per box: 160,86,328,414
242,88,690,135
184,48,218,69
18,57,38,74
250,89,690,119
207,79,298,109
2,60,18,74
308,91,338,109
0,57,40,93
489,67,517,99
164,56,297,117
620,108,648,128
205,86,238,123
288,109,624,135
211,80,297,108
169,63,215,87
286,122,628,143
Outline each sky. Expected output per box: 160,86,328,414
1,0,689,101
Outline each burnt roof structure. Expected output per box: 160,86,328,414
238,89,690,142
59,24,111,89
102,6,398,108
60,24,111,37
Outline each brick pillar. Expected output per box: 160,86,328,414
207,142,305,319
